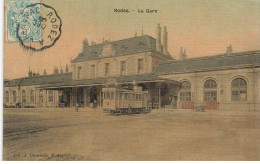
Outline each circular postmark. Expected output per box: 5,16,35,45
16,3,62,51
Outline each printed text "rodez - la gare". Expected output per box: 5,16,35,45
114,9,158,13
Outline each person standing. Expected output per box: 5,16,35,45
128,104,132,114
75,103,79,112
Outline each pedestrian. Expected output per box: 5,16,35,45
75,103,79,112
128,104,132,115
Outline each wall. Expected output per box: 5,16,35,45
71,52,155,80
71,51,173,80
4,85,59,108
152,52,173,70
160,67,260,111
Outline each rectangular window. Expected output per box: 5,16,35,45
90,65,95,78
120,61,126,74
138,59,144,73
120,93,123,100
30,91,34,103
124,93,128,100
13,92,16,103
48,91,54,102
111,93,114,99
77,66,82,79
107,93,110,99
105,63,109,76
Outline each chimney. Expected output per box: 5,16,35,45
60,67,63,74
156,23,162,52
83,39,89,48
65,64,69,73
163,26,168,54
43,69,47,75
226,45,233,55
179,47,187,60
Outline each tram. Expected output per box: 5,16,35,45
102,86,152,114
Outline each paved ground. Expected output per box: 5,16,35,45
3,107,260,161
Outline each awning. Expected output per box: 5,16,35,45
39,74,180,89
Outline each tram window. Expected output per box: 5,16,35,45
120,93,123,100
124,94,128,100
136,94,138,101
107,92,110,99
111,93,114,99
127,94,131,100
139,95,142,101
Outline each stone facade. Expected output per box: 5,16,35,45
159,67,260,111
71,51,171,80
3,85,60,108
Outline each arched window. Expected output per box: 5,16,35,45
30,90,34,103
48,90,53,102
13,91,17,103
231,78,247,101
22,90,26,103
180,81,191,101
204,79,217,101
5,91,9,103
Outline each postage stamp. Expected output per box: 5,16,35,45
6,0,41,42
6,0,62,51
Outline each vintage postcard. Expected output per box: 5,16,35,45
2,0,260,161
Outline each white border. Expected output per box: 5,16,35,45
1,0,5,161
0,0,260,163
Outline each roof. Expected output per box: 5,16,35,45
39,74,180,89
154,50,260,74
5,50,260,89
4,73,72,87
72,35,160,62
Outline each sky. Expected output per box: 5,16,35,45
4,0,260,79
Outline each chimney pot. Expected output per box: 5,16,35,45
226,45,233,55
163,26,168,54
156,23,162,52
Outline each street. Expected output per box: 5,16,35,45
3,108,260,161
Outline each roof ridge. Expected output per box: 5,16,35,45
80,35,155,48
160,50,260,65
112,35,155,45
10,72,72,81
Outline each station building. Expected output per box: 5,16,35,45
4,24,260,111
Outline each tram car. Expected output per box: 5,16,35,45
102,86,152,114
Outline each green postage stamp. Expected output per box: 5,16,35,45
6,0,42,42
